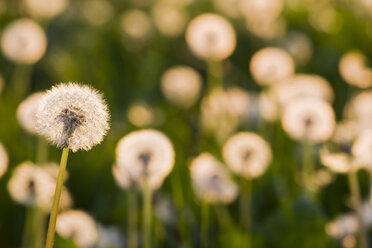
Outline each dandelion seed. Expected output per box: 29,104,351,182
185,13,236,61
222,132,272,179
23,0,68,19
161,65,203,108
56,210,98,248
190,153,238,203
0,142,8,179
1,19,47,64
281,97,335,142
339,51,372,89
250,47,294,86
36,83,110,152
116,129,175,190
17,92,45,135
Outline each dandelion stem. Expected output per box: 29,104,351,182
45,147,70,248
128,190,138,248
347,170,369,248
143,178,152,248
302,141,315,192
22,205,35,248
201,201,209,248
207,60,223,92
240,177,251,232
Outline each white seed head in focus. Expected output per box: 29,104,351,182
23,0,68,19
36,83,110,152
190,153,238,204
1,19,47,64
185,14,236,61
223,132,272,179
161,65,203,108
116,129,175,190
56,210,98,248
17,92,45,135
250,47,295,86
281,97,335,142
0,142,8,179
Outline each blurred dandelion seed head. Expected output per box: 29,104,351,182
344,90,372,129
1,19,47,64
223,132,272,179
186,13,236,61
326,214,358,239
250,47,294,86
351,129,372,169
36,83,110,152
56,210,98,248
258,89,280,122
320,149,358,174
7,162,72,211
281,31,313,66
23,0,68,19
161,65,203,108
275,74,334,106
127,101,156,127
213,0,242,19
112,164,132,190
240,0,283,22
17,92,45,135
190,153,238,203
116,130,175,190
151,1,187,37
0,142,8,179
120,9,152,41
339,51,372,89
282,98,335,142
82,0,114,26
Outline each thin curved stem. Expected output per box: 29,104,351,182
45,148,70,248
128,190,138,248
201,201,209,248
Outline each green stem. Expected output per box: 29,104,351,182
45,148,70,248
128,190,138,248
348,170,369,248
302,141,315,192
201,201,209,248
22,205,35,248
215,204,232,227
206,60,223,92
240,177,251,232
143,179,152,248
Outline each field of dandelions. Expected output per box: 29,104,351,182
2,0,372,248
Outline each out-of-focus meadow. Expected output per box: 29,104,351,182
2,0,372,247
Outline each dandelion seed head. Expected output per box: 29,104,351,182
222,132,272,179
112,164,131,190
240,0,283,22
332,121,359,144
36,83,110,152
275,74,334,106
185,14,236,61
213,0,242,18
245,17,287,40
120,9,151,40
190,153,238,203
344,91,372,129
339,51,372,89
82,0,114,26
326,214,358,239
1,19,47,64
250,47,294,86
351,129,372,170
0,142,8,179
342,235,357,248
152,1,187,37
56,210,98,248
23,0,68,19
320,149,359,174
161,65,203,108
282,31,313,66
258,89,280,122
116,130,175,190
282,98,335,142
17,92,45,135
